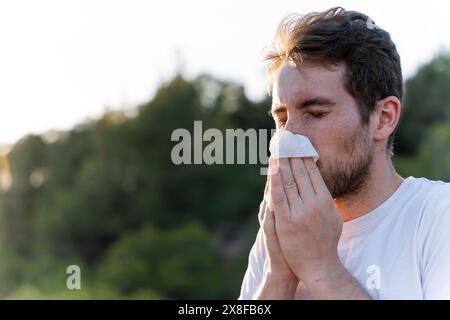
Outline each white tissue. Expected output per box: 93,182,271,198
269,128,319,161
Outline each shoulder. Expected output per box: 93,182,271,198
406,176,450,211
407,177,450,243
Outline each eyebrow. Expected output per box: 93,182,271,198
271,96,335,114
298,97,334,108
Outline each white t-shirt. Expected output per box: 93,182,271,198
239,176,450,300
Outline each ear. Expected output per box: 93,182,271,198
372,96,402,143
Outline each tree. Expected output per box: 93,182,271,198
97,223,226,299
395,53,450,155
416,123,450,181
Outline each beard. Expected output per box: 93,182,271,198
318,125,373,200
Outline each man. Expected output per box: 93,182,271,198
239,7,450,299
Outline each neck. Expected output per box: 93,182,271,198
334,153,404,223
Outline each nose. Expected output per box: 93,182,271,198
284,117,307,136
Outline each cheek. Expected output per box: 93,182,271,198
309,125,342,153
310,123,353,164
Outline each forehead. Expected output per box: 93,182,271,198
272,62,347,106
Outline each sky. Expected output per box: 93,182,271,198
1,0,449,145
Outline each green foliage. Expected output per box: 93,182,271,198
98,223,225,299
5,284,128,300
395,54,450,154
392,155,416,178
416,123,450,181
0,73,266,299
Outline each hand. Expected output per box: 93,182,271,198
268,157,343,286
253,166,299,300
256,199,300,299
259,183,297,283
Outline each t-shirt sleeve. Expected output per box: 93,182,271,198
419,204,450,299
238,228,266,300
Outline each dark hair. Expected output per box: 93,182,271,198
265,7,403,155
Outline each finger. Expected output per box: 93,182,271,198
262,201,276,238
267,157,280,211
264,176,269,196
264,157,272,196
290,157,316,202
258,199,266,226
278,158,302,211
303,157,330,196
261,206,280,258
265,160,273,210
270,157,280,175
269,161,290,219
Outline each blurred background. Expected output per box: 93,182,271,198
0,0,450,299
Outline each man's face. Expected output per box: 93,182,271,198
271,62,374,199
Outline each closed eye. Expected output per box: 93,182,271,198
309,112,326,118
